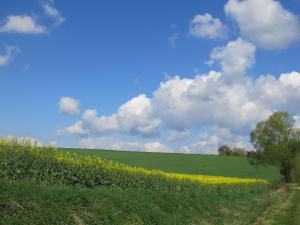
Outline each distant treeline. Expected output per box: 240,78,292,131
218,145,252,157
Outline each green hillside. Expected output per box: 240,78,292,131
61,148,280,180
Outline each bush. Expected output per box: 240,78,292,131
0,137,269,194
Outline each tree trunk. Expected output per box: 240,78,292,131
281,166,294,183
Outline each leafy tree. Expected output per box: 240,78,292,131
250,112,300,182
232,148,246,157
218,145,232,156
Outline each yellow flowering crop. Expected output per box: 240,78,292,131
0,137,270,194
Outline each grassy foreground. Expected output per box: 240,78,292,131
253,187,300,225
61,148,280,180
0,179,273,225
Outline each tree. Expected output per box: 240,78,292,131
232,147,246,157
249,112,300,182
218,145,232,156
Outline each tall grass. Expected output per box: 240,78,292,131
0,137,270,193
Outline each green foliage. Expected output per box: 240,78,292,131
232,147,247,157
252,189,300,225
218,145,232,156
0,179,274,225
250,112,300,182
0,138,269,194
218,145,246,157
295,155,300,183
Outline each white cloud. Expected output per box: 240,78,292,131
81,109,119,134
179,128,250,154
279,71,300,88
225,0,300,49
79,137,171,153
59,95,160,137
208,38,256,78
0,46,20,67
167,129,189,142
57,121,87,136
189,13,227,39
58,38,300,153
152,71,272,133
144,142,172,153
116,94,160,136
58,97,80,116
254,72,300,113
0,15,46,34
42,2,65,26
179,134,221,154
60,69,300,153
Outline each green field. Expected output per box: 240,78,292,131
0,179,273,225
1,142,294,225
61,148,280,180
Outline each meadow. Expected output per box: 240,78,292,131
0,179,274,225
0,138,298,225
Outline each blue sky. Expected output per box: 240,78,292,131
1,0,300,153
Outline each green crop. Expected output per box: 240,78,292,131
0,137,271,194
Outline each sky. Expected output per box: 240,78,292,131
1,0,300,154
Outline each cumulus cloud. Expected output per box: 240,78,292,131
189,13,227,39
0,46,20,67
59,71,300,153
59,95,160,137
59,37,300,153
225,0,300,49
167,129,189,142
179,128,250,154
0,15,46,34
42,2,65,26
254,72,300,113
57,121,87,136
79,137,171,153
152,71,272,133
208,38,256,78
116,94,160,136
60,69,300,151
58,97,80,116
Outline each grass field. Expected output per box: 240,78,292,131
253,187,300,225
0,179,273,225
0,140,288,225
61,148,280,180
